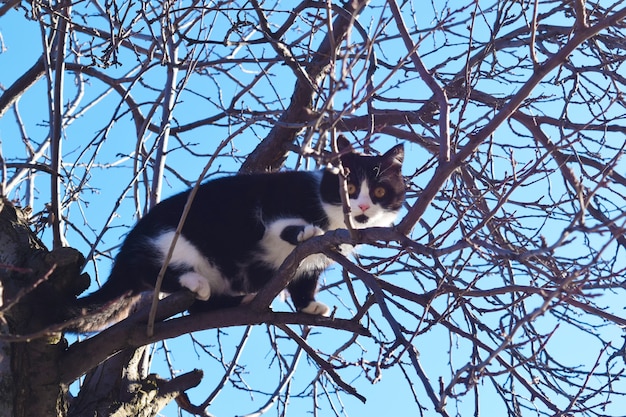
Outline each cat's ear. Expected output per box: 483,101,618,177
383,143,404,166
336,135,353,153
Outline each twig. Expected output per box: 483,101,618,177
45,1,71,249
573,0,589,30
397,5,626,235
387,0,450,162
530,0,539,67
147,128,244,337
149,5,179,208
324,249,449,416
201,326,253,408
277,324,367,403
240,326,306,417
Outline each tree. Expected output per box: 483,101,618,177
1,0,626,416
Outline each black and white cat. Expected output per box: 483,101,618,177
71,137,404,331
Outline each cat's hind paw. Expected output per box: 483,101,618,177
178,272,211,301
297,225,324,242
300,301,330,316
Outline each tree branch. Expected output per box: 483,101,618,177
239,0,369,173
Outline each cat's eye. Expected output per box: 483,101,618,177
373,187,386,198
347,183,357,195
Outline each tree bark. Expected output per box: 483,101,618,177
0,197,77,416
0,198,207,416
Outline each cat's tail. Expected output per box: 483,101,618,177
63,277,140,333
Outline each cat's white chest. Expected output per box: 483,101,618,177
257,218,332,273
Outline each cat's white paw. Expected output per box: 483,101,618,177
297,225,324,242
178,272,211,301
300,301,330,316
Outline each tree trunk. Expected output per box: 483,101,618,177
0,197,87,416
0,198,204,416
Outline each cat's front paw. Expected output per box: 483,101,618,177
178,272,211,301
300,301,330,316
297,225,324,242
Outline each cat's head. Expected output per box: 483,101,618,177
320,136,405,228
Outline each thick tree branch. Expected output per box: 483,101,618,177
239,0,369,173
59,290,369,384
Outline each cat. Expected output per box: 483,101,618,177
69,137,405,331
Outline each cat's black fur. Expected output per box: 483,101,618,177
69,138,405,331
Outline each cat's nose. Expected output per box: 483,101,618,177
358,203,370,212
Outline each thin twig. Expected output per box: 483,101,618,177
277,324,367,403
